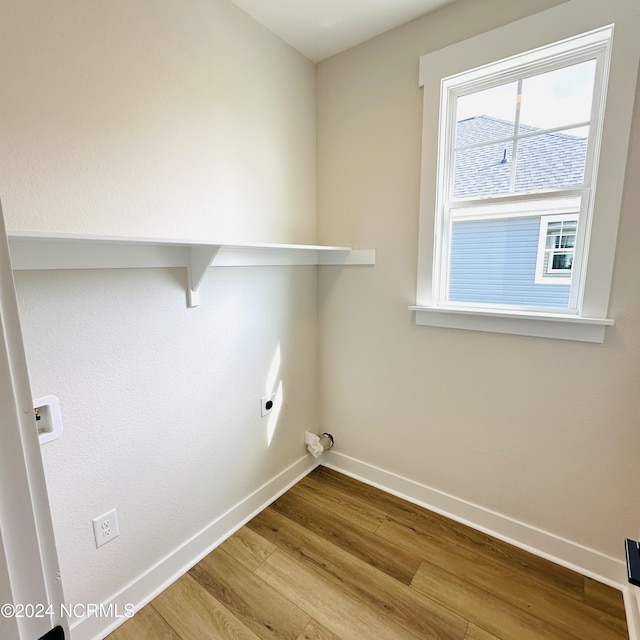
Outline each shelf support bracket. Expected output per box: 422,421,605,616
187,245,220,308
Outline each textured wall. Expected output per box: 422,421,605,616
0,0,316,244
0,0,319,628
15,266,318,618
6,0,640,626
317,0,640,560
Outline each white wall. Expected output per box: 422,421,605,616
318,0,640,566
0,0,316,244
0,0,319,636
15,265,318,622
5,0,640,633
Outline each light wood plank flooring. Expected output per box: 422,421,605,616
107,466,628,640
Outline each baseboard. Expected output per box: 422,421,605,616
70,454,318,640
68,449,636,640
323,450,627,587
622,587,640,640
324,451,640,638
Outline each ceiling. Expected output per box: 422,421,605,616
226,0,458,62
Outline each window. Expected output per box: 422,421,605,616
535,214,579,285
413,2,640,342
436,29,607,313
447,198,580,309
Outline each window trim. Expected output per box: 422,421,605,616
436,28,608,314
410,304,613,343
413,0,640,342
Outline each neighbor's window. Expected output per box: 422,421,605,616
432,28,611,314
534,214,579,285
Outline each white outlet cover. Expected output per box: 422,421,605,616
261,393,276,417
93,508,119,548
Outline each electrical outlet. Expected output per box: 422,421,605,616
261,393,276,417
93,508,119,548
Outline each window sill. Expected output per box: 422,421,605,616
409,305,613,343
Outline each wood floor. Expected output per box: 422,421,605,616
107,466,629,640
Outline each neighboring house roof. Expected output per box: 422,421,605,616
453,115,588,198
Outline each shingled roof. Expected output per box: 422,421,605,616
453,115,588,198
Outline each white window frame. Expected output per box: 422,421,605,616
411,0,640,343
534,213,579,285
436,36,606,312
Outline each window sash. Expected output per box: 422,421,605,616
432,28,611,315
414,3,640,342
437,193,587,313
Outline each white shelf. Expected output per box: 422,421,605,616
7,231,375,306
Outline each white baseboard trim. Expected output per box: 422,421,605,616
623,587,640,640
69,449,636,640
325,451,639,638
328,450,640,640
323,451,627,587
71,454,318,640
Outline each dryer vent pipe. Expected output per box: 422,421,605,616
305,431,334,459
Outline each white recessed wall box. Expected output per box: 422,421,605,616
33,395,63,444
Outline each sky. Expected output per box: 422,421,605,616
456,58,596,132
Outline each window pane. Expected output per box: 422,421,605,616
560,234,575,248
456,82,518,146
514,127,588,192
449,216,571,308
551,253,573,270
546,222,561,247
519,59,597,132
453,142,512,199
